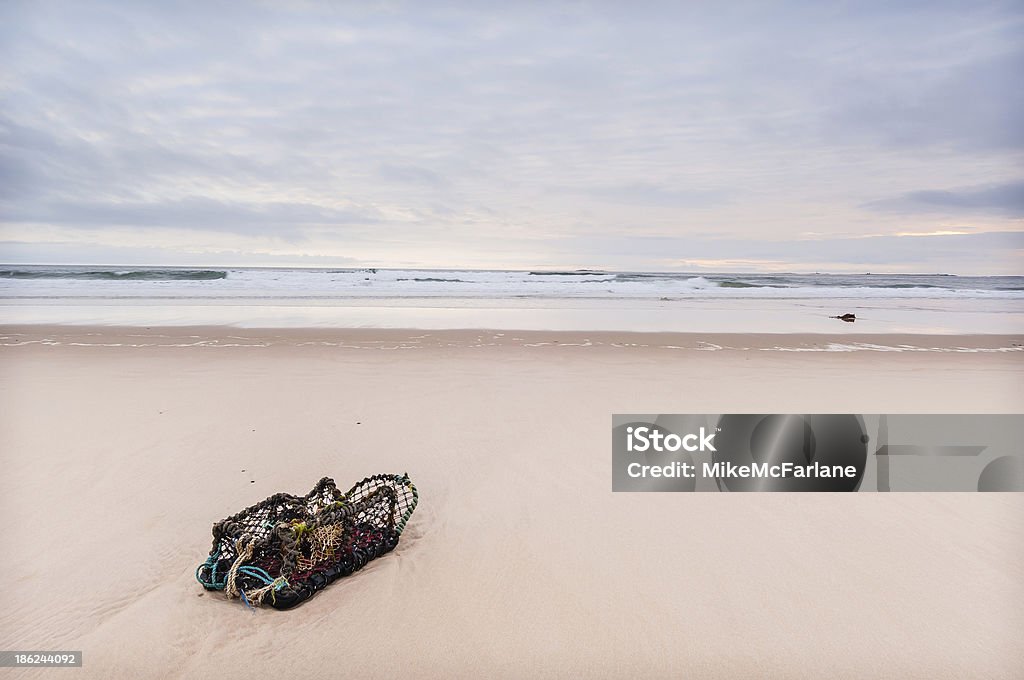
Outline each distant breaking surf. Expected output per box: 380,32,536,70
0,268,228,281
2,266,1023,301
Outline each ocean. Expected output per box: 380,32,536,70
2,265,1023,333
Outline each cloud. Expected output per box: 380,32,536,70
0,1,1021,272
0,239,364,267
377,164,449,187
821,50,1024,152
572,183,732,208
547,230,1024,274
863,181,1024,217
3,196,381,236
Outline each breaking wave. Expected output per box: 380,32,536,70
0,268,227,281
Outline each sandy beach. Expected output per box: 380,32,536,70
1,325,1022,679
4,0,1022,676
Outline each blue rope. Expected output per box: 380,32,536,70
238,566,275,584
195,549,285,596
196,550,227,590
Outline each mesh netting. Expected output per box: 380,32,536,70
196,474,418,609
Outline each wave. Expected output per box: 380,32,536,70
612,273,665,281
605,274,960,291
716,280,945,290
2,267,1022,302
0,269,227,281
529,270,607,276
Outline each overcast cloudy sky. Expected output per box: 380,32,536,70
1,1,1021,273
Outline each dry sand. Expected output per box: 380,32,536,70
1,326,1022,679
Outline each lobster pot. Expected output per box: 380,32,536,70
196,474,418,609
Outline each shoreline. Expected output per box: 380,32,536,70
3,295,1022,334
1,324,1022,352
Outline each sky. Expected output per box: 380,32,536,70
1,1,1022,273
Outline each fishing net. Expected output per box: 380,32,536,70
196,474,418,609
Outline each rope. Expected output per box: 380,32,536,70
243,576,289,606
196,473,418,610
224,538,255,599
